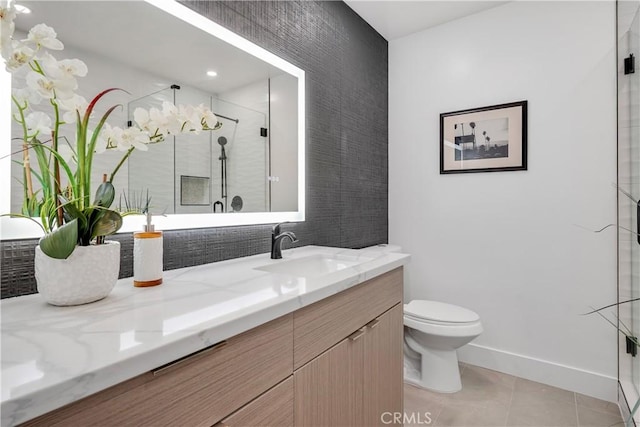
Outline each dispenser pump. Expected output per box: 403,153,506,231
144,210,155,232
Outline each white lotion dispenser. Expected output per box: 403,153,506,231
133,212,163,287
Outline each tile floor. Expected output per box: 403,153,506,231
404,364,624,427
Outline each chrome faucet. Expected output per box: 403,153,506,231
271,222,298,259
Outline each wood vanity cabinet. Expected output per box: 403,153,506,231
216,377,294,427
22,315,294,427
293,267,403,426
20,267,403,427
294,304,403,427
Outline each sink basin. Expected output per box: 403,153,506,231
255,254,370,279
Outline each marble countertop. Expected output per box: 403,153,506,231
1,245,409,426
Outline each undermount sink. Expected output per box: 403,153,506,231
255,254,371,279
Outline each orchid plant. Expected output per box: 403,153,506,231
1,1,221,259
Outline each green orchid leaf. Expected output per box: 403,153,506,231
91,209,123,238
27,138,77,201
39,197,58,232
86,104,122,189
57,195,88,230
39,219,78,259
86,207,102,233
93,181,115,208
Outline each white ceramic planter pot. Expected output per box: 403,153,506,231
34,241,120,306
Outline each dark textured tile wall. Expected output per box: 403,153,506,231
0,1,388,299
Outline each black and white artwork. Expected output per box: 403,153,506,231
453,118,509,161
440,101,527,174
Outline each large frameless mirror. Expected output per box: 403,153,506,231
0,0,305,239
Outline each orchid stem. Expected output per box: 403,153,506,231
109,147,135,183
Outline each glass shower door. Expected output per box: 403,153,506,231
619,1,640,423
127,87,176,214
628,3,640,399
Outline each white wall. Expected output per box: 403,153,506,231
389,1,618,401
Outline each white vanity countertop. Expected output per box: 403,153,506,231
0,245,409,426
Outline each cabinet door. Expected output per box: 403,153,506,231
294,328,365,427
218,377,293,427
294,268,403,369
364,304,404,426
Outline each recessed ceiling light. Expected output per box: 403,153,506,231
206,70,218,77
15,4,31,14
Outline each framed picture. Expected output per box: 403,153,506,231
440,101,527,174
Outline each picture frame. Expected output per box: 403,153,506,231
440,101,527,174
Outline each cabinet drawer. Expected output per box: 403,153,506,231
293,267,402,369
23,314,293,427
218,376,293,427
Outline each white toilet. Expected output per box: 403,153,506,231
403,300,483,393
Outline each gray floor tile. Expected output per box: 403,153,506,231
506,400,578,427
447,365,517,408
404,364,607,427
434,401,509,427
575,393,621,417
511,378,576,406
404,383,445,426
576,405,624,427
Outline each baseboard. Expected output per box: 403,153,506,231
457,343,618,402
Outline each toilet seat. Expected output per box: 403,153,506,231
404,300,483,337
404,315,483,337
405,300,480,324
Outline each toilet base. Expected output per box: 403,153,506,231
403,348,462,393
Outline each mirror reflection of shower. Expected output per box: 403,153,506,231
127,83,269,214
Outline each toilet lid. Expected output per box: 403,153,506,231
405,300,480,323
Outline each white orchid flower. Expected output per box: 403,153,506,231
12,86,42,106
25,23,63,50
95,123,116,153
43,57,88,79
133,107,154,133
197,104,218,130
56,94,88,123
37,50,57,67
57,143,76,164
121,127,150,151
58,58,87,77
0,2,16,30
160,101,184,134
0,1,16,60
147,106,168,136
26,70,76,100
177,104,201,134
5,40,33,72
25,111,52,137
110,126,150,152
